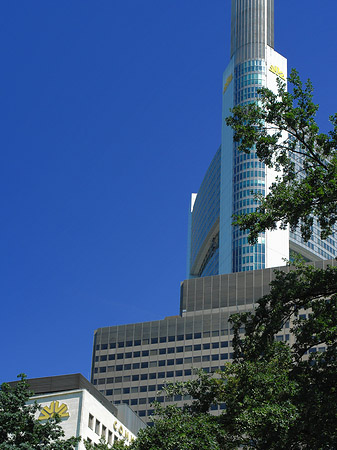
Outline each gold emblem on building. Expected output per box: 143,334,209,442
269,65,286,81
223,73,233,93
38,400,70,420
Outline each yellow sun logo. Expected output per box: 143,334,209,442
38,400,70,420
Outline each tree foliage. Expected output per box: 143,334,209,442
226,69,337,244
0,375,80,449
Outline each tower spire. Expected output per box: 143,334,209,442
231,0,274,63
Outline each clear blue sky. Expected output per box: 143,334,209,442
1,0,337,384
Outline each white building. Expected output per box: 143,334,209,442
26,373,145,449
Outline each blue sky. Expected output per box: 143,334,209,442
1,0,337,384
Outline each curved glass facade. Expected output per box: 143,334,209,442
189,147,221,277
232,59,267,272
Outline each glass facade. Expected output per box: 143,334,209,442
188,147,221,277
232,59,267,272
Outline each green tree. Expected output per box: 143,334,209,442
0,375,80,450
224,69,337,448
226,69,337,244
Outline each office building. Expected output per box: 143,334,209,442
186,0,336,278
22,374,145,448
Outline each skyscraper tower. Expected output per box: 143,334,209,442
186,0,336,278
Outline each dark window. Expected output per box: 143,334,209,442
109,343,116,349
194,344,201,351
157,396,164,402
106,389,113,395
131,399,138,405
149,385,156,391
175,370,183,376
142,350,149,357
132,375,139,381
126,340,133,347
212,343,219,349
158,360,166,366
140,386,147,392
203,343,210,350
168,336,175,342
221,354,228,360
99,367,106,373
148,397,155,403
160,337,167,343
166,371,174,377
100,355,107,361
159,348,166,355
149,373,157,379
108,355,115,360
141,362,148,368
118,342,124,348
138,411,146,417
139,398,146,404
123,388,130,394
176,346,184,353
98,379,105,385
167,359,174,366
115,376,122,383
221,341,228,348
134,339,141,346
174,395,182,401
124,364,131,370
117,354,123,360
107,377,114,383
158,372,165,378
96,345,100,350
202,355,210,361
151,338,158,344
125,352,132,358
157,384,164,390
185,333,193,340
122,400,129,405
101,344,108,350
212,354,219,361
141,374,148,380
116,365,123,371
176,358,183,364
194,332,202,339
133,351,140,357
132,363,140,369
167,347,175,354
95,356,99,362
177,335,184,341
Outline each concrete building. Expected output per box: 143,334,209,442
25,374,145,448
91,259,336,423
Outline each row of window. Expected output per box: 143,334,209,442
94,353,233,374
94,364,230,386
234,189,265,202
136,402,227,418
96,341,231,362
87,413,124,445
96,331,230,351
233,178,266,192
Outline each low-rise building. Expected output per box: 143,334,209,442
24,373,145,448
